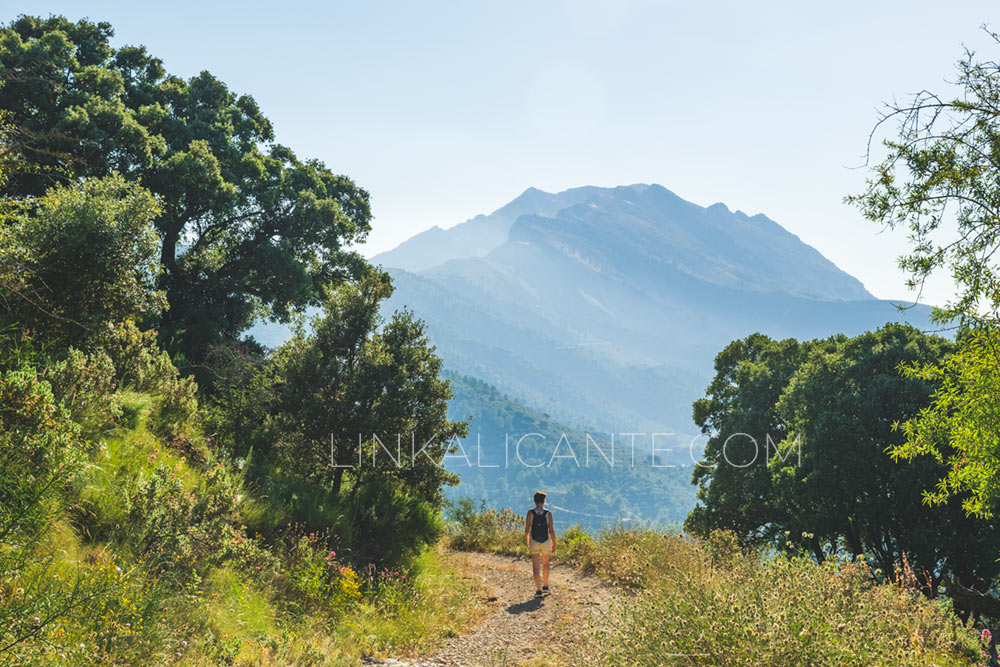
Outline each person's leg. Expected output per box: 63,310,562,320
531,552,542,590
541,550,551,587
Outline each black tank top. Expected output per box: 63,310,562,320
529,508,549,542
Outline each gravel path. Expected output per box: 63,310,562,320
364,550,617,666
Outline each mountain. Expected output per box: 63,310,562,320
250,183,938,523
370,186,603,272
378,184,935,439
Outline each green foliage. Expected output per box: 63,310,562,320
686,333,816,545
0,362,113,663
147,372,197,440
0,16,481,664
272,272,465,503
446,498,525,554
847,34,1000,528
848,31,1000,327
341,477,445,568
122,463,271,578
0,15,372,366
585,531,977,666
202,272,467,567
768,325,978,578
95,321,176,392
0,175,163,351
0,363,82,543
39,347,119,438
271,530,361,613
688,324,1000,611
893,326,1000,518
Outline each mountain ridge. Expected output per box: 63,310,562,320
374,183,873,303
378,183,933,436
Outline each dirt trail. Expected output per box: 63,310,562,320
364,551,617,666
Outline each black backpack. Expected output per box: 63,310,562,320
530,508,549,542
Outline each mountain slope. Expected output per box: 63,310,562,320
370,186,603,272
381,183,933,436
443,371,696,528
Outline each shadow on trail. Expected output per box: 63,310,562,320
506,596,545,614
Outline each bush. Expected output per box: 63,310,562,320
41,347,119,437
0,175,164,351
446,498,524,554
584,531,978,666
0,364,82,540
270,529,361,614
122,463,271,578
0,363,90,661
149,374,198,440
340,479,444,567
95,321,176,393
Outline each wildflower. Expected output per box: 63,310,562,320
115,566,122,573
329,551,335,557
79,643,85,649
982,628,992,643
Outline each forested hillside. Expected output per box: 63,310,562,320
443,371,695,529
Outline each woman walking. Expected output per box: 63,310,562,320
525,491,556,596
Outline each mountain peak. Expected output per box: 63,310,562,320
372,184,871,304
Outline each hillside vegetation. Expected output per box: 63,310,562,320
2,366,482,665
0,15,479,665
443,371,696,529
447,506,983,666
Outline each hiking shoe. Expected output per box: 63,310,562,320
535,589,543,597
542,586,550,593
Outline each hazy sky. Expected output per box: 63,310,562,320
16,1,1000,304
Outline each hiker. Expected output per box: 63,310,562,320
525,491,556,596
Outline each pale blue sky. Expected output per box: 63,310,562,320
14,1,1000,303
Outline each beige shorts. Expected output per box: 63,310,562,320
529,538,553,555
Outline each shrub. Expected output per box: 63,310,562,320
0,363,92,661
41,347,120,437
0,364,82,541
122,463,271,578
560,525,593,564
0,175,164,351
584,531,978,666
149,374,198,440
271,529,361,614
446,498,524,554
94,321,176,393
